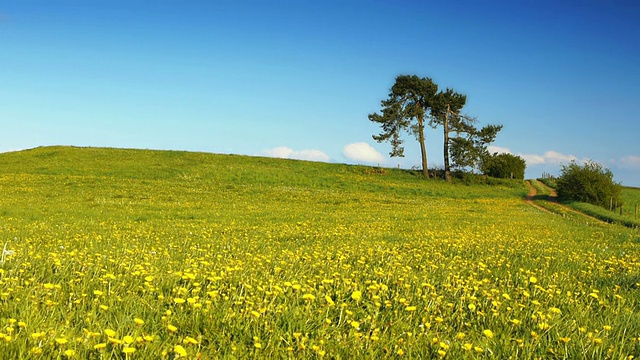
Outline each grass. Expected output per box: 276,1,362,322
621,187,640,217
536,177,640,229
0,146,639,358
527,180,583,222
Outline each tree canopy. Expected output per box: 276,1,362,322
481,152,526,179
556,160,622,208
369,74,502,180
369,75,438,177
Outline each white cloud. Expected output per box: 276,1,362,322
263,146,294,158
343,142,385,164
542,150,579,165
617,155,640,169
487,145,512,155
520,153,546,165
262,146,330,162
517,150,582,166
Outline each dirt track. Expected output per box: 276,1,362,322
525,180,608,224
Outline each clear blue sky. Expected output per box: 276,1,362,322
2,1,639,186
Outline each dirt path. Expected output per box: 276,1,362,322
525,180,608,224
524,181,554,214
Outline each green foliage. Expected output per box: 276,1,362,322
556,160,622,208
369,75,438,177
449,124,502,172
538,177,557,189
369,75,504,180
567,201,640,228
481,152,526,179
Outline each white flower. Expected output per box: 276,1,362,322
1,242,15,263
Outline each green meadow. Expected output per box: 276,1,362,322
0,146,638,358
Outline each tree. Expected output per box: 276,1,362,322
430,88,467,181
556,160,622,208
448,123,502,174
369,75,438,178
481,152,526,179
430,88,503,181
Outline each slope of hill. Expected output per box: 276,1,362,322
0,146,638,358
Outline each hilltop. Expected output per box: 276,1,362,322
0,145,528,197
0,146,638,358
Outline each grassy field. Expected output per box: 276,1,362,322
0,146,639,358
621,187,640,218
536,178,640,229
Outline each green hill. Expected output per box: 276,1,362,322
0,146,638,358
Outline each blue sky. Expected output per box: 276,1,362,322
2,1,639,186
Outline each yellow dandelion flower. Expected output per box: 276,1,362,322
183,336,198,345
302,293,315,301
483,329,494,339
93,290,103,296
559,337,571,344
167,324,178,333
405,306,417,311
123,335,134,344
529,276,538,284
351,290,362,301
350,320,360,329
63,349,75,357
104,329,116,337
174,344,188,357
123,347,136,354
94,343,107,350
174,298,185,305
134,318,144,326
55,337,68,345
325,295,335,306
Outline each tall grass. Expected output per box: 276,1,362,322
0,147,638,358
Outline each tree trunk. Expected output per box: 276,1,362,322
417,116,429,178
443,104,451,182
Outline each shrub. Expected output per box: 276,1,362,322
481,153,526,180
556,160,622,208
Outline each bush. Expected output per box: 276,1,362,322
556,160,622,208
481,153,526,180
